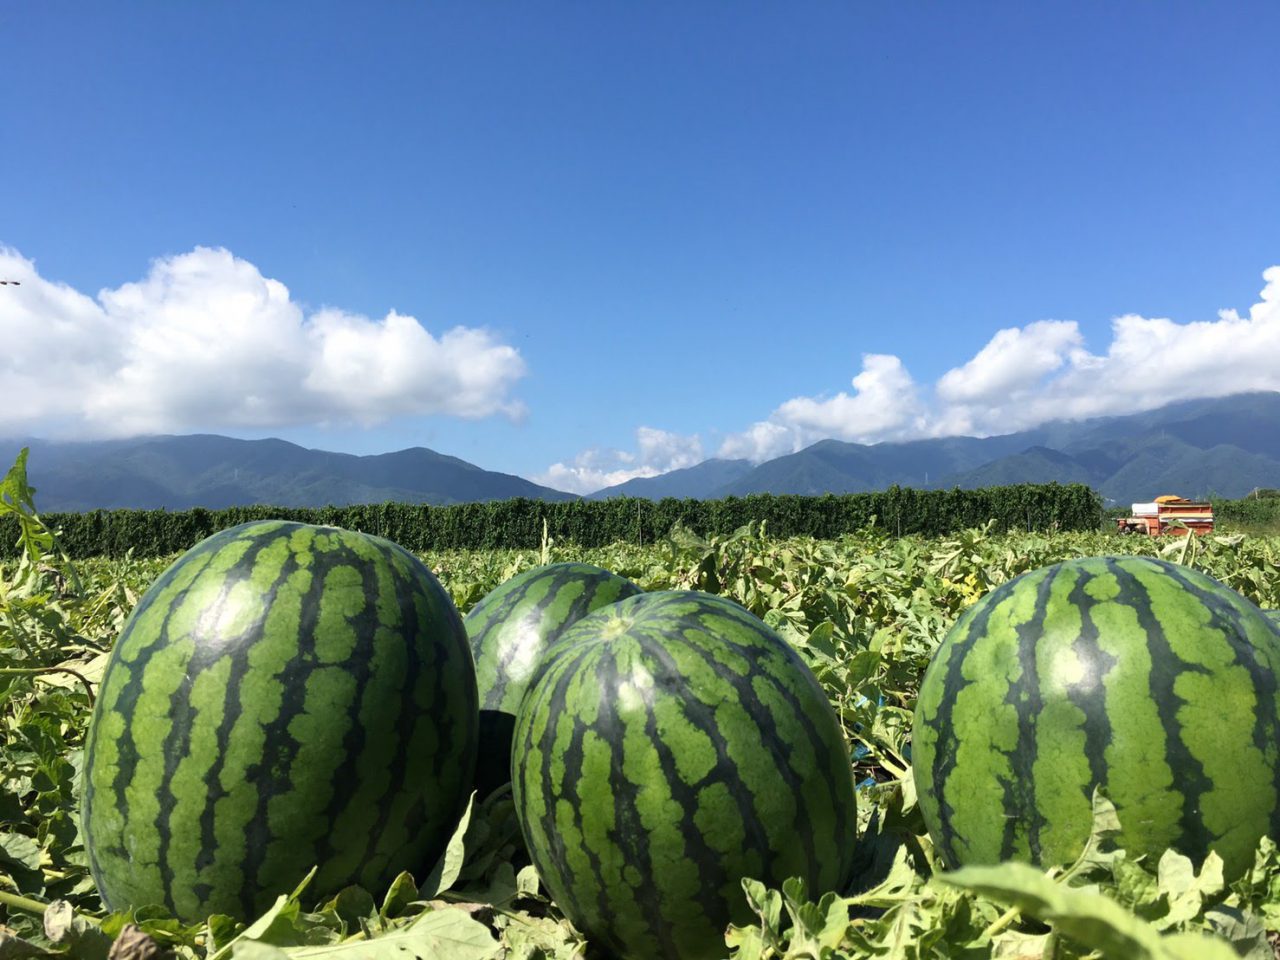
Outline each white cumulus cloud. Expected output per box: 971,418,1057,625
0,245,526,437
719,354,926,461
536,427,704,495
551,264,1280,493
933,265,1280,437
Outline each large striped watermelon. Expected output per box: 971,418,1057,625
511,591,857,960
82,520,478,922
913,556,1280,879
466,562,640,798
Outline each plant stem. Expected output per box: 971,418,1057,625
0,666,95,704
981,904,1022,940
0,889,50,915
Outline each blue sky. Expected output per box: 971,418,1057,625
2,2,1278,492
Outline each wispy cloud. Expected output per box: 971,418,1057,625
0,245,527,437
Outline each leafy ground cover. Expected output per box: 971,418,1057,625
4,450,1280,958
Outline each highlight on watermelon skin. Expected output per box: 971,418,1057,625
510,589,858,960
465,562,641,800
81,519,478,922
913,555,1280,881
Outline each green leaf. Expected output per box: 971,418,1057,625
0,449,36,516
1060,788,1125,883
325,886,377,930
0,930,50,959
990,931,1052,959
515,865,541,900
723,924,768,960
459,861,517,908
741,878,783,935
233,909,499,959
419,795,475,899
210,868,316,960
0,832,42,872
380,872,419,920
1154,849,1224,931
940,862,1240,960
1201,906,1272,960
231,944,290,960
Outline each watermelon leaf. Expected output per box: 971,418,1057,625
939,862,1240,959
228,909,498,960
515,865,540,900
379,872,419,921
209,868,316,960
1154,850,1226,931
418,795,475,900
40,900,110,960
324,886,377,931
1060,789,1124,885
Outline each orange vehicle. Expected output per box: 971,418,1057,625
1115,495,1214,536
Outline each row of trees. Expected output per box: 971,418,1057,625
1,483,1105,559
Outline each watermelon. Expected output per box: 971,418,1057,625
465,562,640,798
913,555,1280,879
81,520,478,922
511,591,857,960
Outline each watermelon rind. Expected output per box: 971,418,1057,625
511,590,857,960
913,555,1280,879
81,520,478,922
465,562,640,798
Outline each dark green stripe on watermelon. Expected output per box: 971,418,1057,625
511,591,857,960
82,520,478,922
913,555,1280,879
465,562,640,798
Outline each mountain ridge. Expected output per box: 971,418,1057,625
0,434,575,512
590,392,1280,505
4,392,1277,511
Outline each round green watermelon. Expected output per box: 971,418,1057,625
82,520,478,922
465,562,640,799
913,555,1280,879
511,591,857,960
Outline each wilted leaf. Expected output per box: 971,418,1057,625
43,900,110,960
105,925,167,960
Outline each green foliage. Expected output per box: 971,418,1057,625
0,481,1104,559
5,447,1280,957
1215,492,1280,533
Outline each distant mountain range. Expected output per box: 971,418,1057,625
588,392,1280,506
3,392,1277,512
0,434,574,511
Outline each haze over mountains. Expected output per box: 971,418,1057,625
3,392,1277,512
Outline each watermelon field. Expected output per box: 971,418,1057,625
5,452,1280,959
